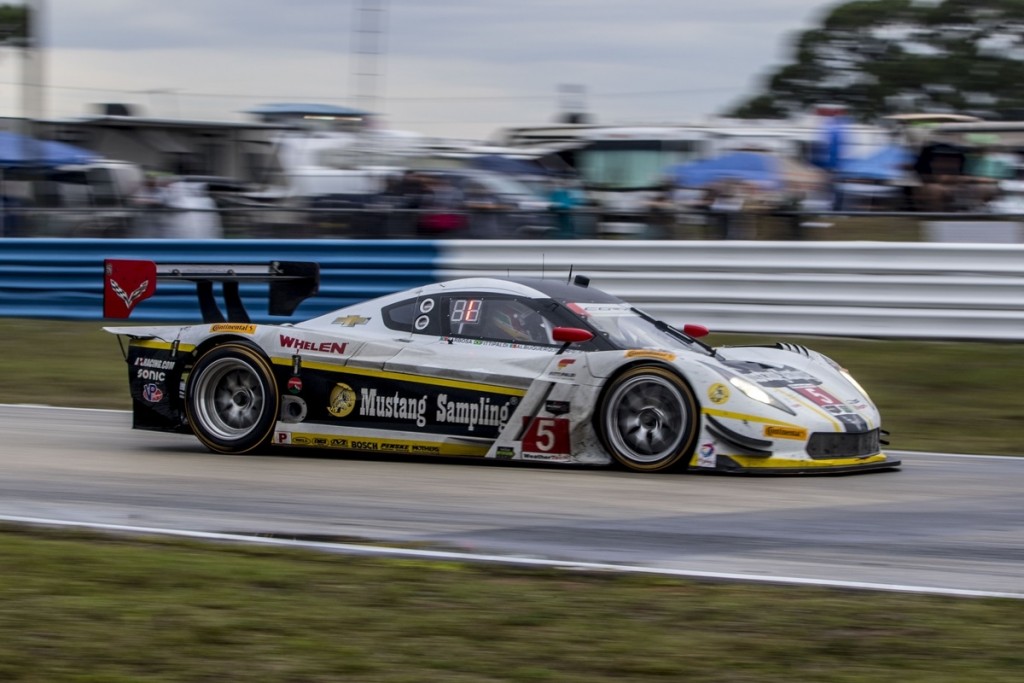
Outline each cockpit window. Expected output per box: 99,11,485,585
446,296,555,346
382,297,441,335
567,302,691,350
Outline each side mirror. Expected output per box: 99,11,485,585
552,327,594,343
552,326,593,354
682,323,709,338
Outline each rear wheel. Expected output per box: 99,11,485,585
596,366,698,472
185,343,279,454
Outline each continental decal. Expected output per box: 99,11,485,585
625,349,676,361
210,323,256,334
763,425,808,440
278,334,348,355
707,383,730,404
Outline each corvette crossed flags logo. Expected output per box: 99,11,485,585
110,278,150,309
103,259,157,318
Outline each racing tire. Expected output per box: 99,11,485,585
596,365,699,472
185,342,279,454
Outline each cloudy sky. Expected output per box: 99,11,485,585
1,0,844,140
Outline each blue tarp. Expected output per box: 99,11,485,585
0,131,100,167
667,151,787,189
835,145,913,181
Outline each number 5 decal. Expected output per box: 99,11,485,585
521,417,570,455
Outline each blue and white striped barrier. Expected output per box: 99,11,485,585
1,238,1022,340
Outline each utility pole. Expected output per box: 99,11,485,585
21,0,44,135
351,0,386,122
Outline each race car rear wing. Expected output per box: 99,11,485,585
103,259,320,323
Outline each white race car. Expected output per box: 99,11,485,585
103,259,899,474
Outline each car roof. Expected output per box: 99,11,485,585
425,276,623,303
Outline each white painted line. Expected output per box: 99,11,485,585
1,404,129,414
2,514,1021,601
889,450,1022,462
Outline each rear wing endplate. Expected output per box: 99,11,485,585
103,259,320,323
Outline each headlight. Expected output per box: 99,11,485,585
728,376,795,415
840,369,871,400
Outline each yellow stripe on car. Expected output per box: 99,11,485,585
130,339,197,352
725,453,890,469
273,357,526,396
701,407,806,429
284,432,490,457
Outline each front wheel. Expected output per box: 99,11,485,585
185,343,279,454
596,366,699,472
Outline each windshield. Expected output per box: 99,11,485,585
566,302,695,350
577,140,702,191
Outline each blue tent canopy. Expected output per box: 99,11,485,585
835,145,913,181
0,131,100,168
667,151,788,190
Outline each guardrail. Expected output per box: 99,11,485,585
437,241,1024,341
0,238,1021,340
0,239,439,322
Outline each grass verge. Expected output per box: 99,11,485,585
1,525,1022,683
0,319,1019,455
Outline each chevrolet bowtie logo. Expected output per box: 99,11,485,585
332,315,370,327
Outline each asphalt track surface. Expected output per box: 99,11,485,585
2,405,1022,597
